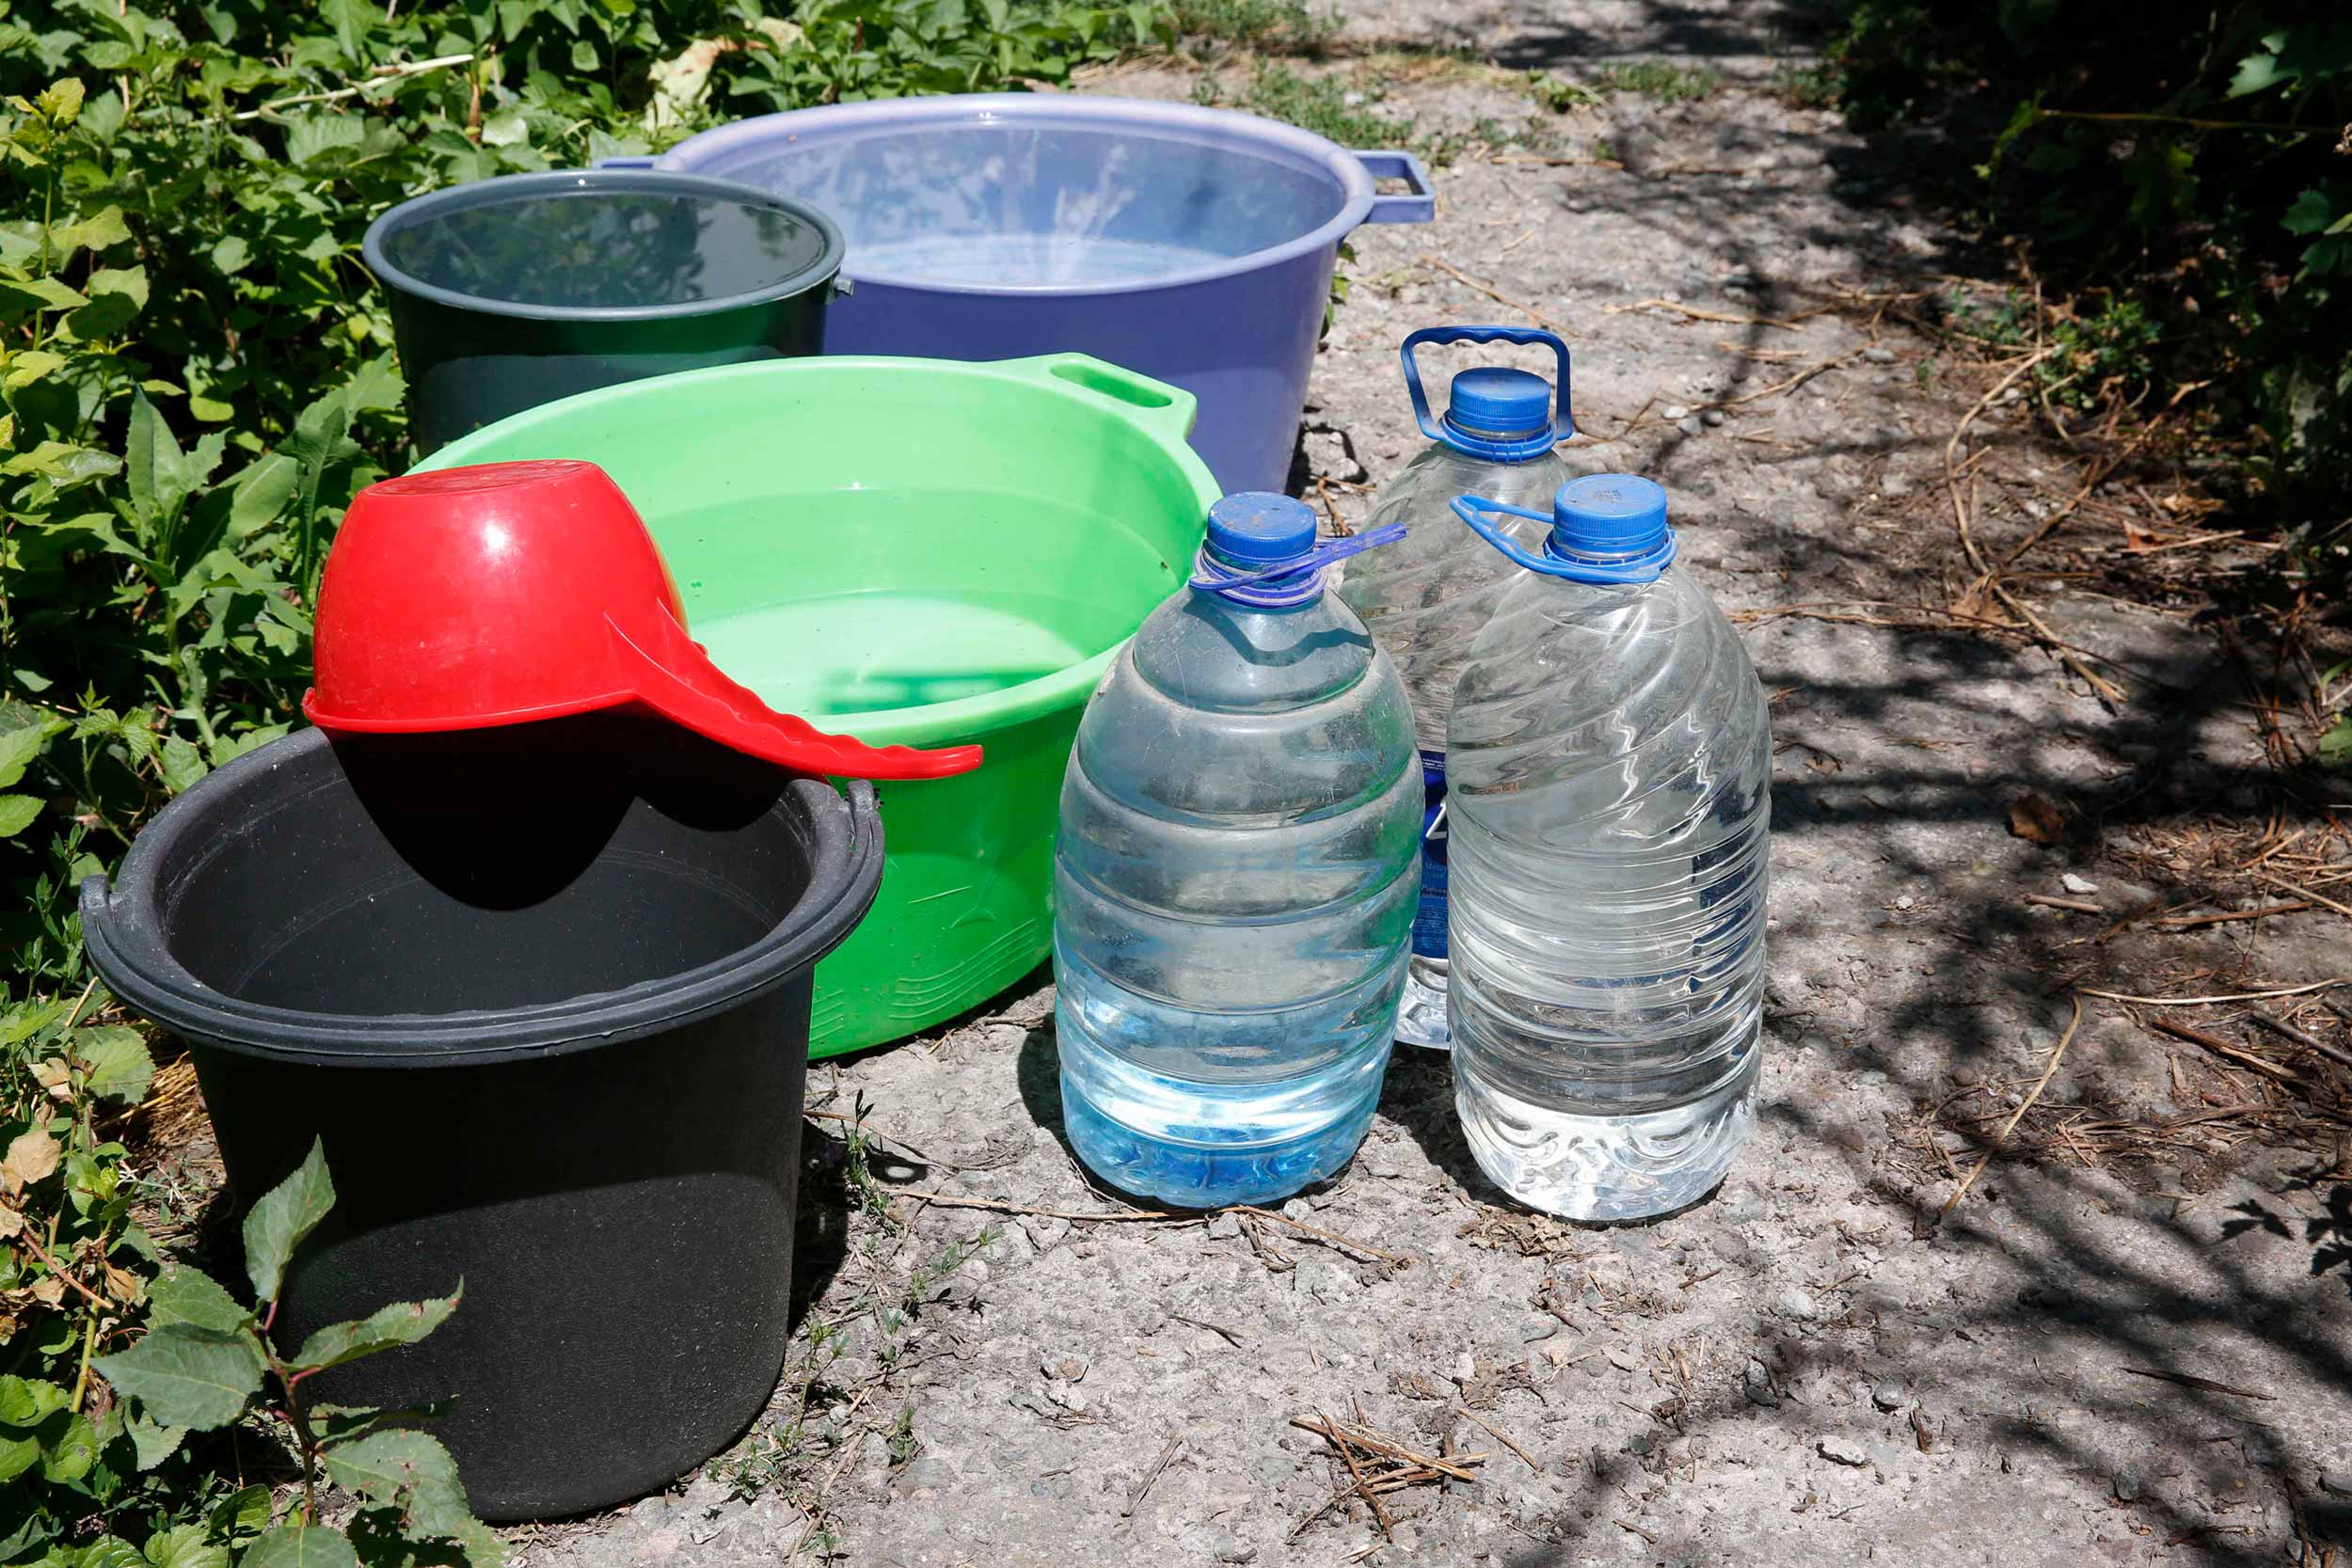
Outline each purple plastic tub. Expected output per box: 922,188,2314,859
628,95,1434,492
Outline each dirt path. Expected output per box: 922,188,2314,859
516,8,2352,1565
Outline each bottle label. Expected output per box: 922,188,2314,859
1412,748,1448,960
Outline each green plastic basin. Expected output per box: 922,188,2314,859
420,354,1218,1054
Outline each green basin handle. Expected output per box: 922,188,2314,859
1004,353,1200,443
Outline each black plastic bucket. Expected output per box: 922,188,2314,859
80,714,882,1520
363,169,845,455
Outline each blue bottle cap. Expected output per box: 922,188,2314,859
1550,474,1669,559
1445,366,1550,438
1205,491,1316,567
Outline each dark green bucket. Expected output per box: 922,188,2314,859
363,169,844,455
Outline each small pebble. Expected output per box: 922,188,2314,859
1206,1212,1241,1240
2061,872,2100,895
1862,345,1897,364
1677,416,1706,437
1777,1287,1821,1322
1453,1350,1477,1383
1895,893,1915,911
1662,404,1692,421
1521,1320,1559,1343
1871,1382,1905,1412
1818,1435,1869,1466
1744,1358,1779,1408
1606,1346,1640,1372
1702,408,1725,427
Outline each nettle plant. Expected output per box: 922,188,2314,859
76,1141,496,1568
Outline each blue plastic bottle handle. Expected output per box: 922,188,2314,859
1401,325,1574,449
1449,494,1677,584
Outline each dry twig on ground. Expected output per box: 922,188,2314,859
1287,1413,1486,1541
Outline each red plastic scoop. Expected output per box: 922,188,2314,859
303,460,982,781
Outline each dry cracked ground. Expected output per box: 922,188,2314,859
488,4,2352,1565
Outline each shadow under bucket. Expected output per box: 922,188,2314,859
80,713,882,1520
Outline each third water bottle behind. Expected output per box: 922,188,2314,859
1333,326,1578,1051
1444,476,1772,1222
1053,494,1422,1208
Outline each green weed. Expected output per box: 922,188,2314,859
1773,59,1844,110
1209,62,1405,149
885,1406,920,1467
1528,71,1603,112
1588,59,1721,103
2041,296,2164,409
1170,0,1335,54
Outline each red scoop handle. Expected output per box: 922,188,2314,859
612,606,983,781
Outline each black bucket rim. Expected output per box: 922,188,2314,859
360,168,847,326
79,727,882,1068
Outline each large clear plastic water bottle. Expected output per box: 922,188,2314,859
1332,326,1578,1052
1054,493,1423,1207
1443,476,1772,1221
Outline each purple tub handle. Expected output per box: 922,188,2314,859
594,155,660,169
1354,150,1437,224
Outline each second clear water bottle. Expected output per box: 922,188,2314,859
1054,493,1422,1208
1333,326,1578,1051
1445,476,1772,1222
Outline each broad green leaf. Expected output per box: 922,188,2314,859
53,206,130,256
0,1429,38,1483
158,736,208,794
320,1430,472,1536
285,115,365,166
210,724,289,768
209,234,250,275
35,511,148,564
227,454,298,535
0,276,88,319
0,1003,69,1050
1,789,52,834
291,1285,461,1373
2227,42,2283,97
91,1322,265,1431
124,1406,187,1471
0,724,48,789
142,1525,227,1568
480,108,529,148
2284,188,2336,236
209,1484,273,1542
241,1137,334,1305
240,1527,360,1568
322,0,372,59
72,1024,153,1104
37,79,86,125
0,1375,72,1427
77,1541,146,1568
2,348,69,388
64,266,148,341
39,1412,99,1482
3,442,119,485
124,389,175,525
341,356,405,415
